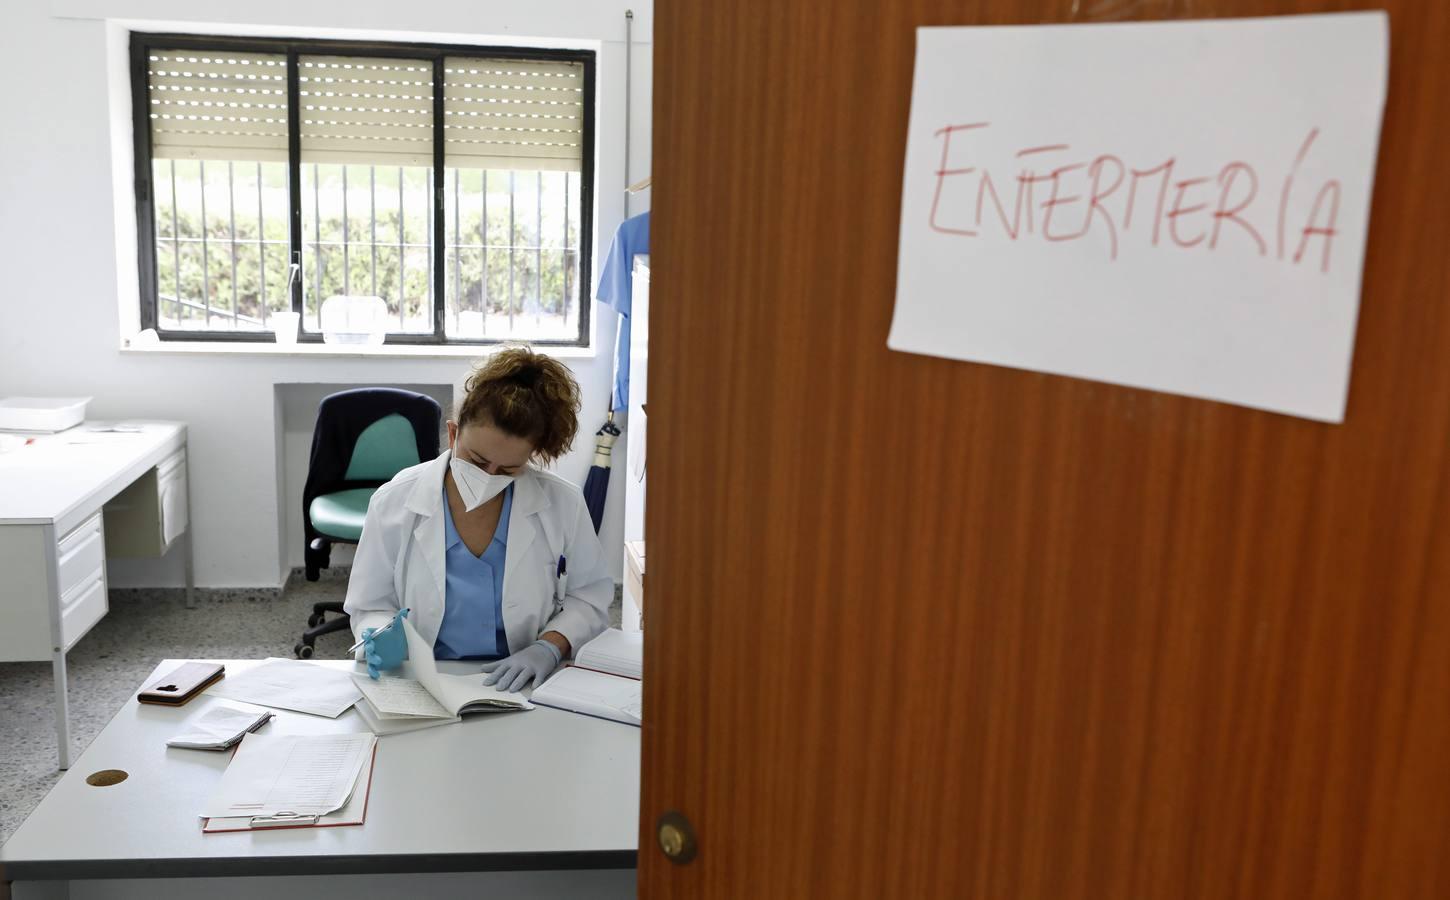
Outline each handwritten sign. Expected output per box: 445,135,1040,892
889,14,1388,422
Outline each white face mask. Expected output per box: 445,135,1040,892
449,453,515,511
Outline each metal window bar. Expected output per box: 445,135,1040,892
199,160,210,326
342,166,350,293
313,163,322,330
426,168,591,337
170,160,180,323
563,171,570,322
441,239,568,251
487,169,493,323
453,169,461,325
167,160,577,338
165,237,290,247
426,168,434,316
228,161,239,326
397,167,405,330
168,295,265,326
535,171,542,326
508,170,515,329
370,168,378,299
257,162,267,325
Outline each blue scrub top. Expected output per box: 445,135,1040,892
433,484,512,660
595,210,650,412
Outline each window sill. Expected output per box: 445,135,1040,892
119,339,597,360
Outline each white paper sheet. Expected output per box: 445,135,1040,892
206,658,362,718
202,732,375,819
400,616,451,706
890,14,1388,422
167,704,274,750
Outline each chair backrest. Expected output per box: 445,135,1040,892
305,387,443,502
343,413,421,481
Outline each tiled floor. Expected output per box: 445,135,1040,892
0,571,621,846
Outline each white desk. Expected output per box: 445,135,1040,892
0,659,640,899
0,422,192,769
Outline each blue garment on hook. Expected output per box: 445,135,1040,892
595,211,650,412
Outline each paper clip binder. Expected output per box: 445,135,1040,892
202,743,377,834
249,812,320,828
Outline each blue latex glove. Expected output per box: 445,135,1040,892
481,640,562,693
363,608,410,680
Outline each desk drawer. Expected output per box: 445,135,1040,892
59,568,107,650
56,513,105,598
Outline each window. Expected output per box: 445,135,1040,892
131,34,594,345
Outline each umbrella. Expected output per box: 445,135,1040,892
582,411,622,533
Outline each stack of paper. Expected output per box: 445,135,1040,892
202,732,377,831
574,629,643,680
205,658,362,718
167,705,273,750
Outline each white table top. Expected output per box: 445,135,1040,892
0,422,185,529
0,659,641,880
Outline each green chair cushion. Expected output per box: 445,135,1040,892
309,488,377,542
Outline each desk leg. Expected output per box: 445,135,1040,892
183,528,196,610
182,447,196,610
51,647,72,771
40,523,72,770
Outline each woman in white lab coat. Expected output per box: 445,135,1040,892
344,347,612,692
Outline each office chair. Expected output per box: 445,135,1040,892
295,387,442,658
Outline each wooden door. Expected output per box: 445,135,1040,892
641,1,1450,897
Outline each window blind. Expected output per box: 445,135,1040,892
298,56,435,167
444,57,584,172
147,51,288,162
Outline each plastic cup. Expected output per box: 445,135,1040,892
271,311,301,345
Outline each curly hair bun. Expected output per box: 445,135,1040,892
458,346,582,463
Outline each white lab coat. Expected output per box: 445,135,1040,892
343,451,613,657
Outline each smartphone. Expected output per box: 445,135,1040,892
137,662,225,706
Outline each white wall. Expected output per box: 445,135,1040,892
0,0,652,588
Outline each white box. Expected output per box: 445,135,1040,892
0,396,90,433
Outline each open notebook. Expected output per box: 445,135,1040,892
351,617,532,735
531,629,642,727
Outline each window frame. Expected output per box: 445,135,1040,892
130,31,596,347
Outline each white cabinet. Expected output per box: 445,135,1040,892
0,510,109,661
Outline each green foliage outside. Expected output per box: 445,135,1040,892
152,161,580,334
